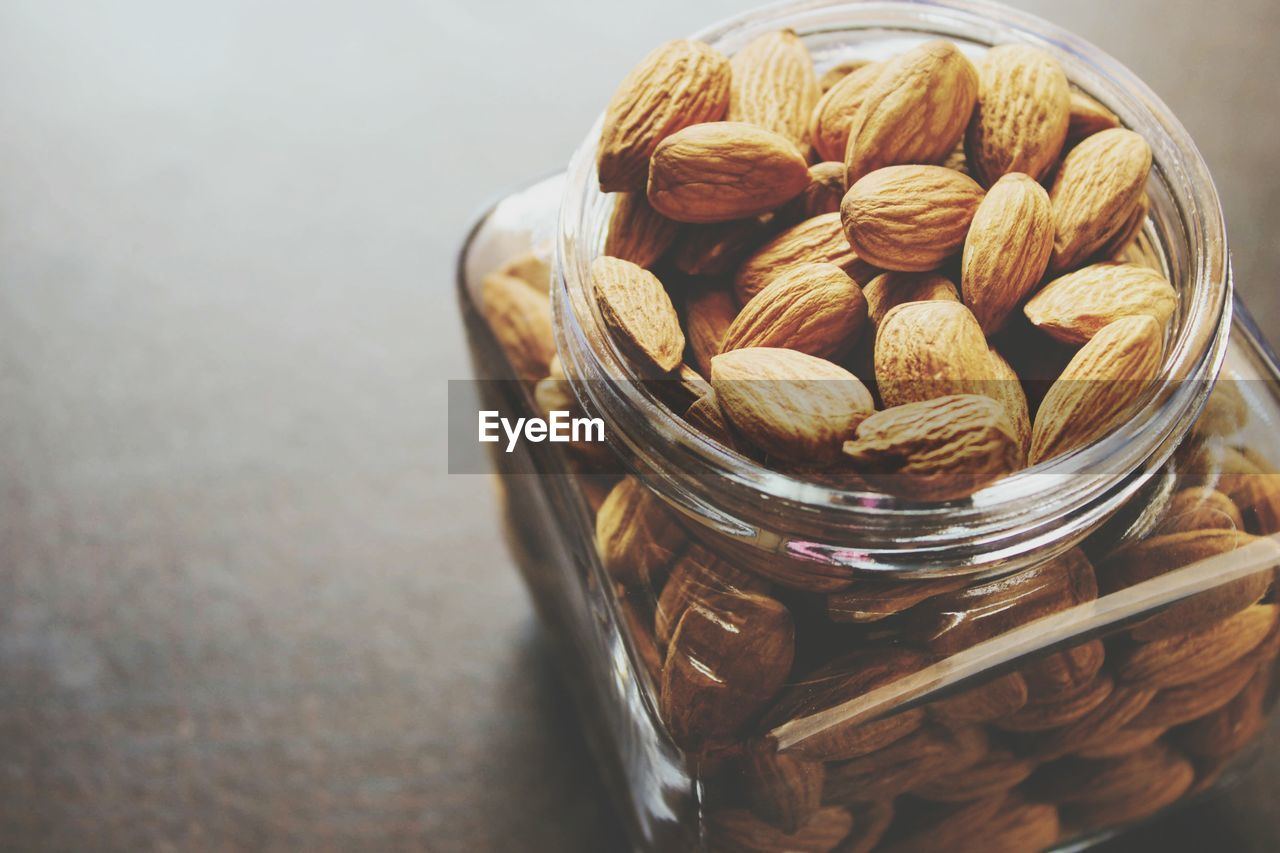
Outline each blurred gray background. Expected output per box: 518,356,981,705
0,0,1277,850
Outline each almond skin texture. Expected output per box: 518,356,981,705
843,394,1021,500
721,263,868,360
781,162,847,222
735,212,871,304
1048,128,1152,273
603,192,679,268
739,740,826,833
707,806,853,853
673,214,777,276
874,301,993,408
841,165,985,272
863,271,960,327
1114,603,1277,689
648,122,810,223
728,28,819,150
986,345,1031,458
961,172,1054,335
965,45,1070,185
597,40,731,192
711,347,874,463
844,40,979,184
591,256,686,373
1065,90,1120,148
595,476,687,586
1024,262,1177,345
1029,314,1163,464
478,272,555,382
809,61,882,162
686,286,738,375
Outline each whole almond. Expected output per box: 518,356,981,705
929,670,1029,724
950,800,1060,853
841,165,985,271
965,45,1069,185
1132,655,1260,729
1072,725,1166,759
706,806,853,853
825,574,969,623
781,162,847,222
765,647,929,762
809,61,883,162
728,28,819,150
824,723,988,801
1176,665,1270,759
1065,90,1120,149
478,272,555,382
1059,751,1193,829
912,748,1036,802
660,590,794,749
711,347,874,462
1100,529,1275,641
592,255,686,373
1031,741,1188,805
843,394,1021,501
961,172,1054,335
655,542,766,645
1115,603,1277,688
1024,262,1177,345
874,301,993,408
686,286,739,375
495,250,551,293
1020,639,1106,703
1099,191,1150,260
685,389,745,453
993,674,1115,733
1029,314,1163,464
1048,128,1152,272
844,40,979,184
735,212,874,304
721,263,868,360
595,476,688,586
597,40,731,192
863,271,960,327
1030,684,1156,760
986,346,1031,458
604,191,679,268
648,122,810,223
674,214,778,276
1154,487,1244,535
740,739,826,833
819,58,873,92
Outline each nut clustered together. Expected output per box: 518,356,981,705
476,29,1279,853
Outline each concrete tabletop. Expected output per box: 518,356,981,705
0,0,1276,849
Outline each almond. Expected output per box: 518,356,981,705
685,286,738,375
728,28,819,150
1059,750,1193,829
1024,262,1177,344
965,45,1069,185
595,476,688,586
985,346,1032,458
1114,603,1277,688
495,250,552,293
841,165,985,271
844,40,979,184
1132,655,1259,729
1048,128,1152,273
673,214,778,276
685,389,744,453
1031,741,1187,805
993,674,1114,732
1065,90,1120,149
648,122,810,223
1072,725,1166,759
1176,665,1270,759
764,647,929,762
603,191,679,268
809,61,883,162
862,271,960,327
655,542,766,645
823,723,988,801
929,670,1029,724
1100,529,1275,641
720,263,868,360
1028,314,1163,464
874,301,993,408
842,394,1021,501
660,590,795,749
1029,684,1156,760
912,749,1036,802
591,255,686,372
1154,487,1244,534
711,347,874,463
1020,639,1106,703
877,794,1005,853
597,40,731,192
706,806,853,853
835,800,895,853
781,161,847,222
825,574,968,623
478,272,555,381
739,739,826,833
819,58,873,92
960,172,1054,335
735,212,873,304
950,800,1060,853
908,547,1096,654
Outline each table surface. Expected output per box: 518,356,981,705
0,1,1277,850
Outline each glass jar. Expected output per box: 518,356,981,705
456,2,1280,850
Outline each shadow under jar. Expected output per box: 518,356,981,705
457,1,1280,850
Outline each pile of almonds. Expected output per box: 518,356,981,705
473,28,1279,853
588,32,1173,500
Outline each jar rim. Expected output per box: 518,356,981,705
553,0,1231,575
